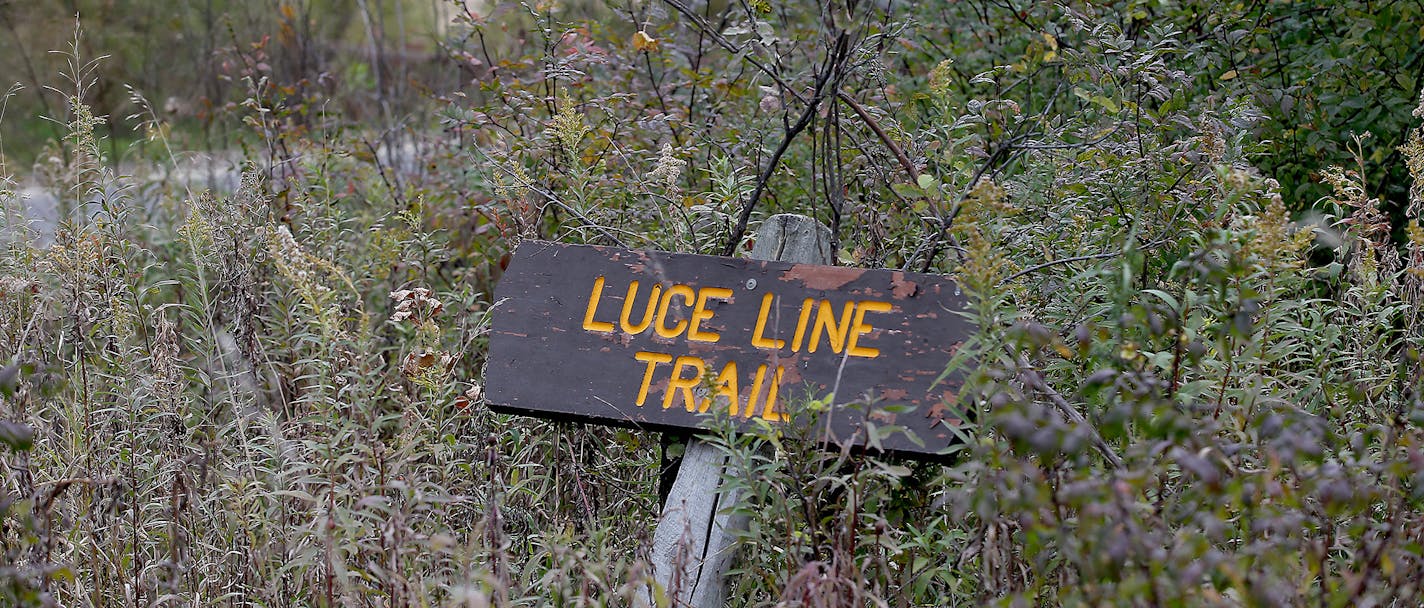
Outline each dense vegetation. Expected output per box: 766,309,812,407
3,0,1424,605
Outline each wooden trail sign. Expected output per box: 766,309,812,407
486,239,974,459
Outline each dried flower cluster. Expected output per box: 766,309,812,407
928,59,955,98
1324,164,1401,287
267,224,357,341
389,287,444,324
389,286,456,388
648,143,686,191
547,97,590,159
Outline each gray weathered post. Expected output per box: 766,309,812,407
647,213,832,607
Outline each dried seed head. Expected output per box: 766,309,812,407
929,59,955,98
547,95,590,158
389,286,444,324
648,143,686,192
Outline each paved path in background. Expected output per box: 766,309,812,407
4,152,243,245
4,140,427,246
10,185,60,245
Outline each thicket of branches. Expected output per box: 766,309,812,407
3,1,1424,606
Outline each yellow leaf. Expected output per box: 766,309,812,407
1220,70,1238,81
632,30,658,52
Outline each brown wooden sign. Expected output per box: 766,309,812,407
484,240,974,459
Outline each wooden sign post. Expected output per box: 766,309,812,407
485,214,973,604
644,214,835,606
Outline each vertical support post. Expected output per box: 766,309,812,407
646,214,832,607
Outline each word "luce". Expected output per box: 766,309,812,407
580,276,892,357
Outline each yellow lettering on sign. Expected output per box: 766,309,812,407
620,280,661,335
751,293,786,349
789,298,815,353
662,355,704,411
808,300,856,354
699,360,740,414
582,276,615,333
743,363,768,418
634,351,672,406
688,286,732,343
760,365,786,421
617,281,889,422
846,300,892,358
655,285,696,339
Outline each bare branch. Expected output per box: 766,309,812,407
1011,349,1125,470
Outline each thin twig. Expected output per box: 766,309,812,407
998,239,1166,285
494,164,631,247
1012,349,1124,469
838,93,917,182
664,0,920,195
1000,251,1124,284
721,33,849,256
660,0,807,105
363,138,407,210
